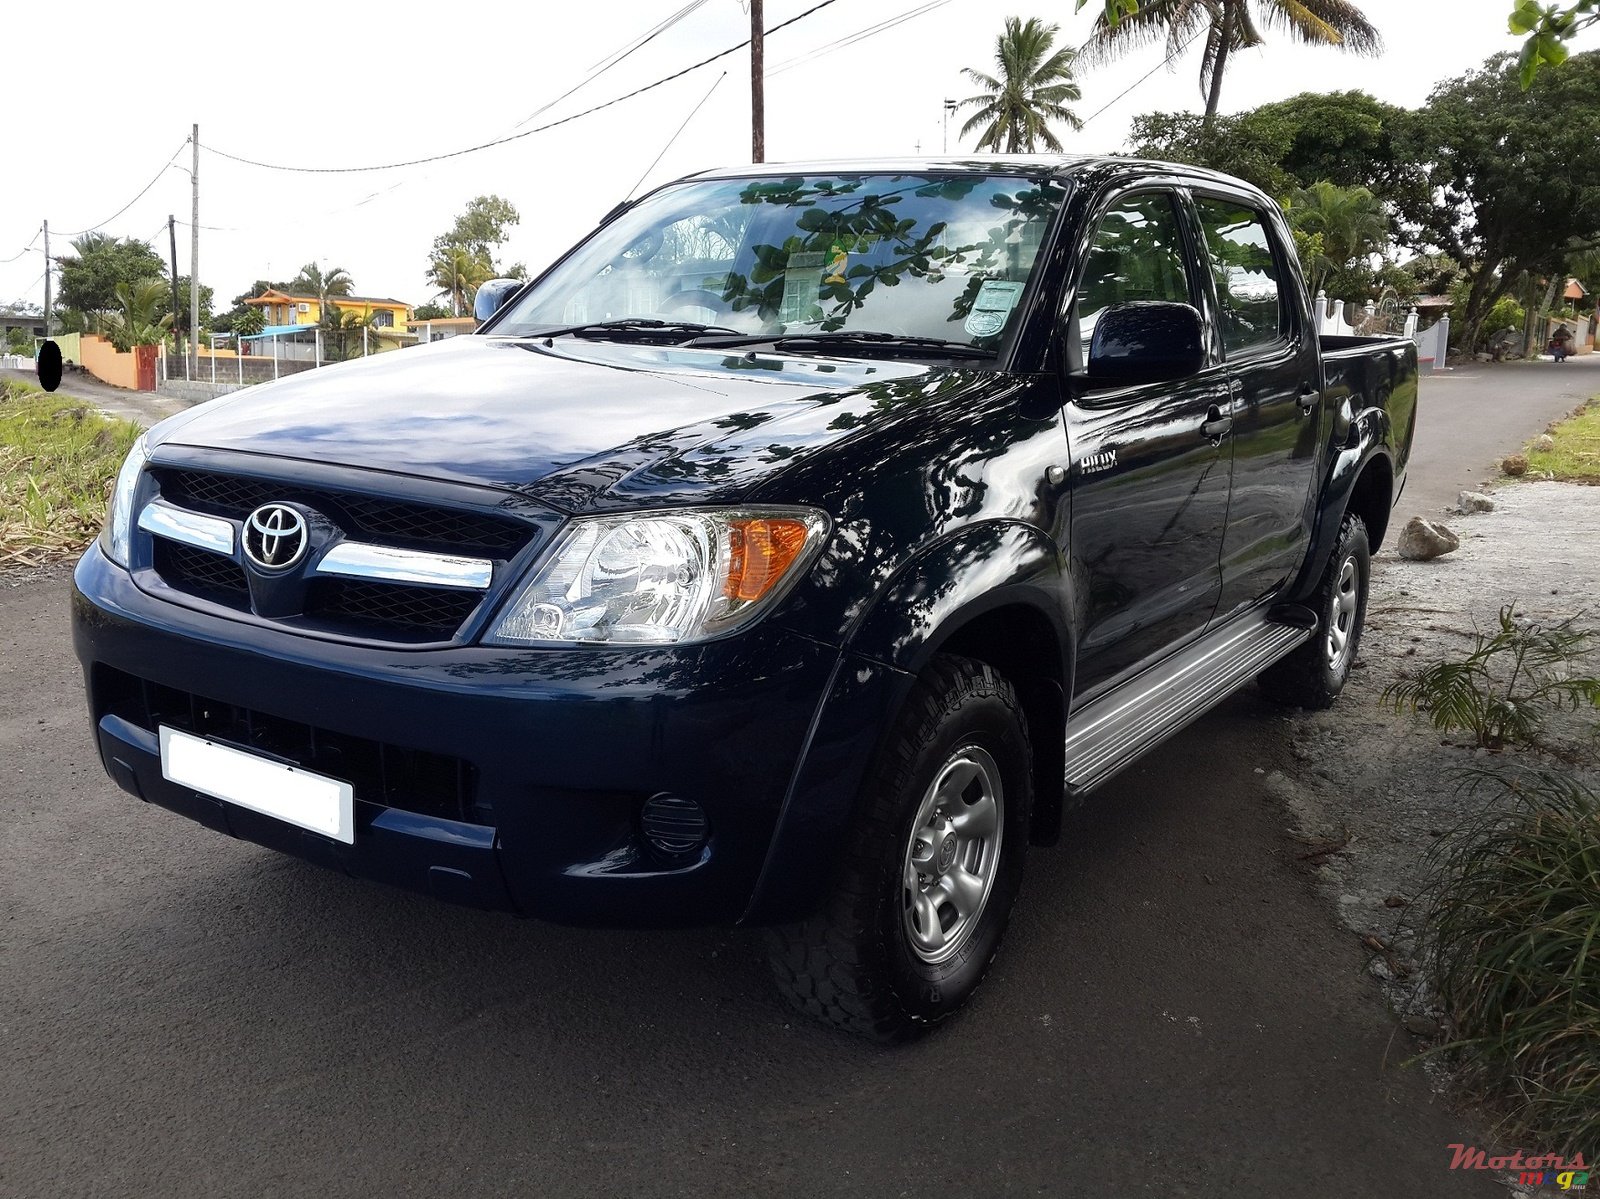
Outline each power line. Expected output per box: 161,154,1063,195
56,140,192,238
3,270,46,312
202,0,841,175
513,0,713,131
0,228,41,265
768,0,957,77
1078,28,1204,128
627,71,728,198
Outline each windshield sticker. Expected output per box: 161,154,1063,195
781,252,826,326
964,279,1025,339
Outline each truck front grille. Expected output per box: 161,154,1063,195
306,578,484,638
153,540,250,606
153,468,531,557
94,665,487,826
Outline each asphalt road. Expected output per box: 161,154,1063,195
7,355,1595,1198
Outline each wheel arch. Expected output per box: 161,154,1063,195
845,522,1073,847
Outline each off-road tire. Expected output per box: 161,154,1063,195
1258,513,1371,710
765,655,1032,1040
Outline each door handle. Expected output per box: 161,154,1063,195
1201,406,1233,441
1297,388,1320,415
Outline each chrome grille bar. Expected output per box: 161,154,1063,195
137,500,235,556
313,542,493,591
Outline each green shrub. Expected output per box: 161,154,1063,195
1383,606,1600,749
1423,770,1600,1151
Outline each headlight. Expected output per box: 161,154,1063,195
485,507,829,646
99,433,148,568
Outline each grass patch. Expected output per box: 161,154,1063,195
0,379,142,567
1423,770,1600,1152
1526,396,1600,482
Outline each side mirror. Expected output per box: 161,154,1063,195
1086,301,1205,384
474,278,523,324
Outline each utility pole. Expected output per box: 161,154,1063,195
168,215,183,362
41,221,51,338
750,0,765,163
190,124,200,377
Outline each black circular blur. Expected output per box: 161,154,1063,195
36,340,62,392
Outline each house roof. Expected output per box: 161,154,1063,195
1565,278,1588,301
245,288,412,309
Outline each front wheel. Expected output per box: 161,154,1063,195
765,656,1032,1040
1258,512,1371,710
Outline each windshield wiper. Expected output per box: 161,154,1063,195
690,330,996,360
523,318,743,342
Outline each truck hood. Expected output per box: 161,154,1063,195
151,336,998,512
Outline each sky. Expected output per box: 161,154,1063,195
3,0,1595,317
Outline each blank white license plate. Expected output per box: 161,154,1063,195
160,726,355,844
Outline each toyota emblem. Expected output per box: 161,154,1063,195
242,503,309,572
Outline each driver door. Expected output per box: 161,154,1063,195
1060,189,1234,700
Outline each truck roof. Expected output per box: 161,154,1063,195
682,156,1267,195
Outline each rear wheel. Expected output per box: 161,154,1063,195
765,656,1032,1040
1258,512,1370,710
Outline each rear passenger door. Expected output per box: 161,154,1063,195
1190,193,1323,620
1062,189,1234,700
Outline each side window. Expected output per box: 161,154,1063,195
1073,192,1193,360
1194,197,1288,355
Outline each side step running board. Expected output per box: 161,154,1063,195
1062,613,1312,795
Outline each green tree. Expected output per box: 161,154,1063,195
54,234,166,317
98,281,172,351
425,245,492,317
957,17,1084,152
1283,181,1390,296
1404,51,1600,351
319,304,382,362
1083,0,1381,128
290,262,354,308
152,277,213,340
1511,0,1599,83
412,302,452,320
432,195,521,273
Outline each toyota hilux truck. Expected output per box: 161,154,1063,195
72,158,1416,1038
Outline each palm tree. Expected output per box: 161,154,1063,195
425,246,492,317
290,262,355,314
956,17,1084,153
98,281,172,352
1282,180,1389,295
1085,0,1381,129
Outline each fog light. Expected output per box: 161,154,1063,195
640,793,709,862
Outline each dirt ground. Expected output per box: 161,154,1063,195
1270,481,1600,1122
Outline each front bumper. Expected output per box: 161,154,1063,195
72,543,883,927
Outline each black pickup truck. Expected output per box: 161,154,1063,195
72,158,1416,1038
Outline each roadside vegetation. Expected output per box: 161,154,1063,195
0,379,141,567
1385,611,1600,1151
1421,769,1600,1152
1526,397,1600,482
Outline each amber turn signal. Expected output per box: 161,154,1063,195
725,519,811,602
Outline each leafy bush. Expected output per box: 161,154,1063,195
1423,769,1600,1151
1383,606,1600,748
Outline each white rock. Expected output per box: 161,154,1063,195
1397,517,1461,561
1534,433,1556,453
1458,490,1495,513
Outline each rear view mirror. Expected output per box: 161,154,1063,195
474,278,523,324
1086,301,1205,384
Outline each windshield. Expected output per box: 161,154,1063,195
491,172,1068,352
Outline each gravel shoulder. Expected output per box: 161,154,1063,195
1273,482,1600,1055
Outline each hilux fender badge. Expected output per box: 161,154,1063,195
1079,448,1118,475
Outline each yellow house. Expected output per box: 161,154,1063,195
245,289,413,331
